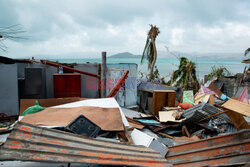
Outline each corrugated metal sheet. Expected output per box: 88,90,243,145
166,129,250,167
182,102,232,125
0,122,168,167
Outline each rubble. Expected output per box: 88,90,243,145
0,57,249,166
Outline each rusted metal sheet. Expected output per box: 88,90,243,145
41,60,100,78
166,129,250,167
0,122,168,167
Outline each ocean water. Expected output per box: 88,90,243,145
48,58,245,81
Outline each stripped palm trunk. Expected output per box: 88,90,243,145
148,38,157,81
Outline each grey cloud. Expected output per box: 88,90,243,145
0,0,250,58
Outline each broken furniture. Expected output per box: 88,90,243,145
53,73,81,98
138,89,176,116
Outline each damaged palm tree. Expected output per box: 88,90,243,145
141,25,160,81
244,47,250,56
168,57,199,91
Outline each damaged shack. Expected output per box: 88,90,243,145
0,53,250,167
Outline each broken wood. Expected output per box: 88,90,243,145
158,132,174,139
224,109,250,130
222,99,250,117
182,125,190,137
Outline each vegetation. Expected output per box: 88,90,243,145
167,57,199,91
245,47,250,56
206,66,231,82
141,25,160,81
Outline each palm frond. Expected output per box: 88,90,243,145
141,37,150,64
244,48,250,56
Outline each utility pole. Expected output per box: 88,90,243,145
101,52,107,98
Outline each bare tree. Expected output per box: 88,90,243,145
0,24,26,52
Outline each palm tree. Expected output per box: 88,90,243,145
244,48,250,56
141,25,160,81
167,57,199,91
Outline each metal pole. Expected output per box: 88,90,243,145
101,52,107,98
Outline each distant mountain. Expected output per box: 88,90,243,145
31,51,244,60
109,52,141,58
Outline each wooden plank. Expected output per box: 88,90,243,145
20,98,86,115
126,117,145,129
182,125,190,137
222,99,250,117
158,132,174,139
208,94,215,105
225,109,250,130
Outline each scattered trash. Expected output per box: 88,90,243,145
159,110,185,123
22,100,45,116
182,90,195,105
131,128,168,157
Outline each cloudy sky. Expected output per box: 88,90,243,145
0,0,250,58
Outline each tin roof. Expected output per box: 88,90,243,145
0,122,168,167
166,129,250,167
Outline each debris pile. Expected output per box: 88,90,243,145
0,77,249,166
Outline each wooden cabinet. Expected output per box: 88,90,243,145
152,90,176,116
53,73,81,98
138,89,176,116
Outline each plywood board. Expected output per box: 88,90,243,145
126,117,145,129
208,94,215,105
222,99,250,117
225,109,250,130
208,81,222,97
20,98,86,115
21,106,124,131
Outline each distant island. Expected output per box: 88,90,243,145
109,52,141,58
